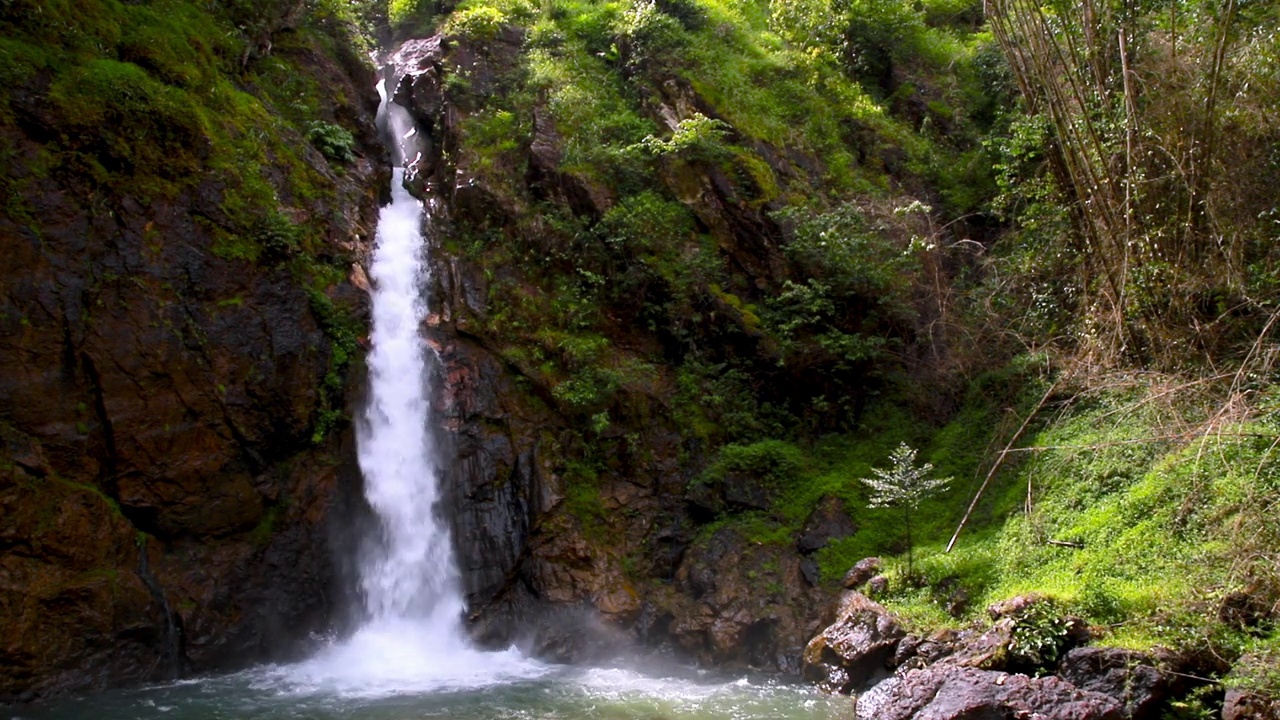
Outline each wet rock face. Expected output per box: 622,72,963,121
1057,647,1171,720
0,470,160,701
802,591,905,694
797,496,858,553
649,528,829,672
0,45,382,702
813,592,1193,720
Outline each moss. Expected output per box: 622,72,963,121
248,504,282,547
305,283,361,444
47,59,210,180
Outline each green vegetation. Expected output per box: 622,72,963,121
865,381,1280,695
3,0,1277,703
859,443,952,576
439,4,1279,699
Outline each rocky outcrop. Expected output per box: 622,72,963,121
805,590,1204,720
802,591,905,693
0,15,384,700
1223,688,1280,720
842,557,883,590
1057,647,1172,720
653,527,831,672
798,495,858,554
385,28,841,671
855,666,1125,720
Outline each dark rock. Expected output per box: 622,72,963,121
646,524,691,580
802,591,905,694
894,634,924,666
0,28,382,699
945,617,1017,670
526,105,615,217
660,528,830,670
1223,688,1280,720
797,495,857,553
855,665,1125,720
868,575,889,596
1218,591,1271,629
800,558,820,587
1057,647,1171,720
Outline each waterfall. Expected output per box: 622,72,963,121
356,116,463,631
279,76,541,693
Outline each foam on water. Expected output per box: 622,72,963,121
265,621,548,698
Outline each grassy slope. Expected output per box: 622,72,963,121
878,377,1280,700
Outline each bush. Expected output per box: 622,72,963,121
704,439,806,489
633,112,730,161
306,120,355,162
614,0,687,71
443,5,508,39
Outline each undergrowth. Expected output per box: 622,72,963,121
873,376,1280,697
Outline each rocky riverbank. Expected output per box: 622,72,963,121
801,561,1280,720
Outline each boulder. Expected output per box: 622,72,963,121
893,632,955,670
1057,647,1171,719
802,591,904,694
1223,688,1280,720
841,557,883,590
855,666,1125,720
868,575,889,596
989,592,1050,620
944,617,1016,670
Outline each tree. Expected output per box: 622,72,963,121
860,443,951,577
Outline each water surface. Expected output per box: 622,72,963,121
15,658,854,720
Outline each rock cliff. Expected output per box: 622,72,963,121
0,2,384,701
387,30,848,669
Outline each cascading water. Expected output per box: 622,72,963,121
356,86,462,632
277,75,540,694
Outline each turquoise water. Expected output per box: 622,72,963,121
14,660,853,720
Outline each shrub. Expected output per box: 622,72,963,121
614,0,687,71
305,120,355,162
633,112,731,161
443,5,508,39
704,439,806,489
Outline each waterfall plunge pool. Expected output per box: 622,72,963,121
14,655,854,720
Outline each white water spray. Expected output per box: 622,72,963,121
357,172,461,630
278,78,542,695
